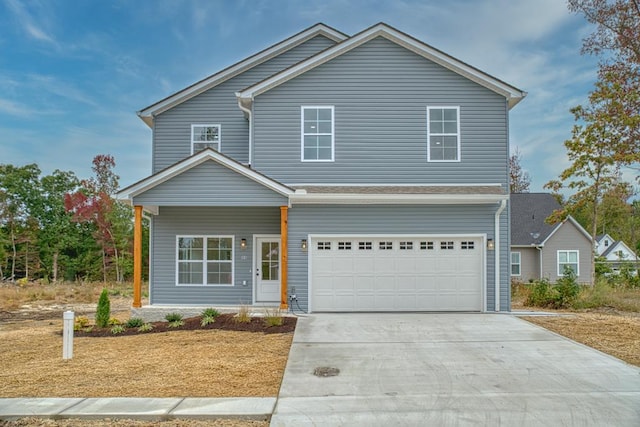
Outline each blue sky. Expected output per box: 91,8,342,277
0,0,599,192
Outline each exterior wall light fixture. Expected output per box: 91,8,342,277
301,239,308,251
240,238,247,250
487,238,495,251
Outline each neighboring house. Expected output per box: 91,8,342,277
117,23,526,313
596,234,639,272
510,193,592,284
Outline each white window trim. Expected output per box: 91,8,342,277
301,105,335,162
511,251,521,277
191,124,221,155
426,106,461,162
557,250,579,277
176,235,234,286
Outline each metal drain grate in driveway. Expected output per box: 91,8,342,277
313,366,340,377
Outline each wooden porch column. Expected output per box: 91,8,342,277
133,205,143,308
280,206,288,309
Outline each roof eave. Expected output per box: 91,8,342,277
290,193,508,205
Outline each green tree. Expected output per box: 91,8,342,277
568,0,640,171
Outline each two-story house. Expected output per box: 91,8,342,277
118,23,526,313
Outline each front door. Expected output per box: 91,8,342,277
256,237,281,302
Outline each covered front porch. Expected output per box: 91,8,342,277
116,149,296,311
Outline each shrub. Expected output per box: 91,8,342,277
126,317,145,328
95,289,111,328
74,316,90,331
201,308,221,318
235,305,251,323
165,312,184,328
138,323,154,332
110,325,125,335
525,278,555,307
264,308,284,327
554,267,580,308
108,317,121,326
201,315,216,326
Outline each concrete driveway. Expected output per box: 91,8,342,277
271,313,640,426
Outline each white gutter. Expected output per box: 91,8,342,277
236,96,253,166
494,199,507,312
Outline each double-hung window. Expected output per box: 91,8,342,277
191,124,221,154
511,252,521,276
177,236,233,286
427,106,460,161
301,106,334,161
557,250,579,276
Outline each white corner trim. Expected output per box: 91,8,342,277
494,199,507,312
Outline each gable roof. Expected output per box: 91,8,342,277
237,22,526,110
137,23,347,127
601,239,638,260
116,148,294,205
511,193,562,245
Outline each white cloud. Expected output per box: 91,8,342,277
4,0,58,46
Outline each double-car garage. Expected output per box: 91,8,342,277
310,236,484,312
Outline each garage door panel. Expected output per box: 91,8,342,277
312,237,483,312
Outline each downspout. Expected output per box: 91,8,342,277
494,199,507,312
236,96,253,166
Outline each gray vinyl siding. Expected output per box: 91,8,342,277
512,247,540,283
152,35,337,172
541,222,592,283
150,206,280,305
287,204,509,312
252,37,509,186
132,160,287,206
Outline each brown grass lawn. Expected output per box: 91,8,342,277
0,282,293,399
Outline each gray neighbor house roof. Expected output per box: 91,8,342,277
511,193,563,246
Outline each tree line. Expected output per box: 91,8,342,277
0,155,148,283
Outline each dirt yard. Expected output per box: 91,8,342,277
522,311,640,367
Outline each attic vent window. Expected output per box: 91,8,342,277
191,124,221,154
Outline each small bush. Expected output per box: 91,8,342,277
74,316,90,331
95,289,111,328
264,308,284,327
108,317,121,326
165,312,184,328
165,312,183,322
138,323,154,332
126,317,145,328
554,267,580,308
201,315,216,326
201,308,221,318
110,325,125,335
235,305,251,323
525,278,555,307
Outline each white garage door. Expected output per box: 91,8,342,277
311,237,483,312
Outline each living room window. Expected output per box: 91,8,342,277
511,252,521,276
301,106,334,161
557,250,579,276
427,106,460,162
177,236,233,285
191,124,221,154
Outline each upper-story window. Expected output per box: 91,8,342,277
191,124,221,154
427,106,460,162
301,106,334,162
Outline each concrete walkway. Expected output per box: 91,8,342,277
1,314,639,425
271,313,640,426
0,397,274,421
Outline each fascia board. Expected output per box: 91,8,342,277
539,215,592,246
137,24,347,124
290,193,508,205
238,23,526,107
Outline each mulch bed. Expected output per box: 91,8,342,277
74,313,296,337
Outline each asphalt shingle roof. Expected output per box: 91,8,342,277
511,193,562,245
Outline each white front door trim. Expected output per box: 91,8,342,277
307,233,487,313
253,234,281,303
